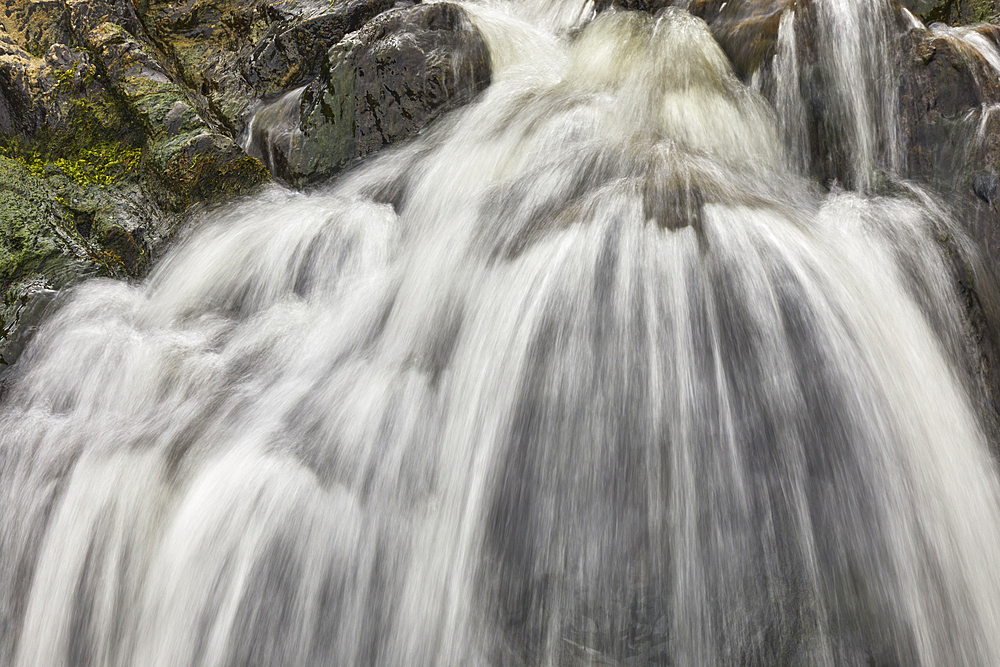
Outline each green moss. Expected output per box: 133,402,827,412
147,130,269,209
15,90,144,168
2,143,142,189
969,0,996,22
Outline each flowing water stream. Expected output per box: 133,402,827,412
4,2,1000,666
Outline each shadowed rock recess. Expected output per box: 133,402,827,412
7,0,1000,665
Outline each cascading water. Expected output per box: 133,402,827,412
753,0,905,189
3,3,1000,667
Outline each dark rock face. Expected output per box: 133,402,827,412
244,0,410,99
973,170,999,203
285,2,491,184
599,0,796,81
686,0,793,78
899,27,1000,187
900,0,996,25
898,26,1000,267
897,24,1000,414
0,36,42,136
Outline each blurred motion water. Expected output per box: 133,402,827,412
3,4,1000,667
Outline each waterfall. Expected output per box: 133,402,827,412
3,3,1000,667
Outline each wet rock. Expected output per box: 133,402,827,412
149,130,269,209
0,34,40,136
85,21,205,139
101,225,144,275
0,28,143,160
973,170,999,203
0,275,57,369
594,0,671,12
285,2,491,185
596,0,796,80
0,0,273,357
0,26,167,318
899,29,995,186
137,0,280,132
0,155,91,293
244,0,408,99
685,0,793,78
137,0,428,137
895,24,1000,418
0,151,161,359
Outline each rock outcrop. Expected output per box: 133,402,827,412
255,1,492,185
0,0,496,362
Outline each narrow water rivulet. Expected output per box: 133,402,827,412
4,3,1000,666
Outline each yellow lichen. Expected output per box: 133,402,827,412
8,144,142,188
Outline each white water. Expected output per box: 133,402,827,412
764,0,903,189
4,4,1000,667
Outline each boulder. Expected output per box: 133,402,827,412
268,1,490,185
899,26,1000,188
243,0,410,99
685,0,793,78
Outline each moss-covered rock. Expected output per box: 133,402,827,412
148,129,269,209
84,21,269,209
0,0,74,58
0,155,90,290
138,0,279,132
0,0,479,354
0,150,165,363
0,0,272,357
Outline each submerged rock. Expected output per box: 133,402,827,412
973,170,999,203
